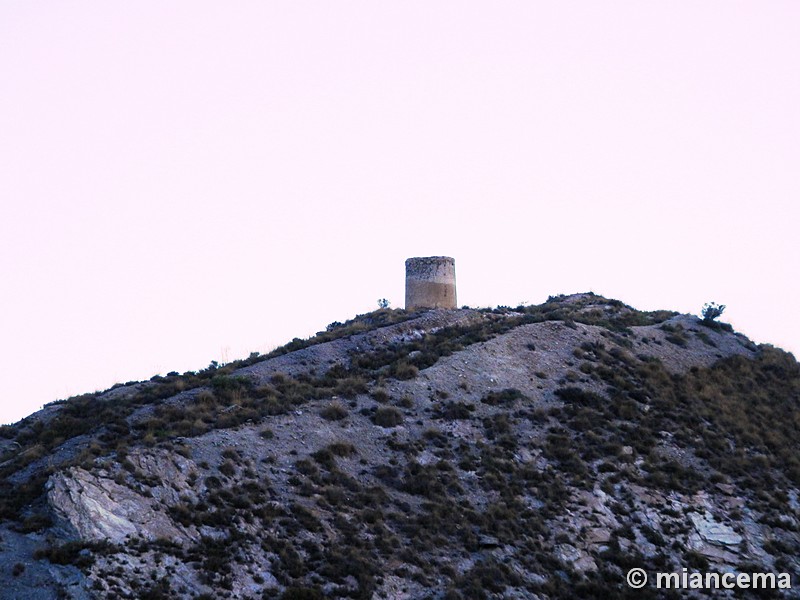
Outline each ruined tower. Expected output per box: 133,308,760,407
405,256,457,310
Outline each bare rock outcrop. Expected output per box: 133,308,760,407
46,451,197,545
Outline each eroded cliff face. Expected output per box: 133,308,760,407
47,450,197,544
1,296,799,599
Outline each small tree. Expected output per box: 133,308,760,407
377,298,390,309
701,302,725,322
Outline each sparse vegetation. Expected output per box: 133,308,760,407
2,293,798,598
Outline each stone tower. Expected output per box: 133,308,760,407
405,256,457,310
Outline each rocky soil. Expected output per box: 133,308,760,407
0,295,798,599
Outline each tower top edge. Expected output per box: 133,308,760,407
405,256,455,265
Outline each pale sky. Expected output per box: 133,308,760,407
1,2,798,425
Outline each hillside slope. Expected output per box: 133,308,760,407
0,294,798,599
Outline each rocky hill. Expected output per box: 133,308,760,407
0,294,798,599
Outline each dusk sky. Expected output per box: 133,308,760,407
1,2,798,425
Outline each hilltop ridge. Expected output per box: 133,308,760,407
0,294,798,599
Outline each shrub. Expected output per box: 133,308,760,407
393,361,419,380
334,377,368,399
221,448,239,460
434,401,475,420
481,388,526,406
701,302,725,322
397,395,414,408
33,541,105,568
665,333,688,347
372,407,403,427
320,402,348,421
371,388,390,403
684,550,710,570
328,442,356,457
12,513,52,533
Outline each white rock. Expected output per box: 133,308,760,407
690,512,742,547
47,463,195,544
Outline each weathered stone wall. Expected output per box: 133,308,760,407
405,256,457,309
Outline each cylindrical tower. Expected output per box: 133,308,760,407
405,256,457,310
